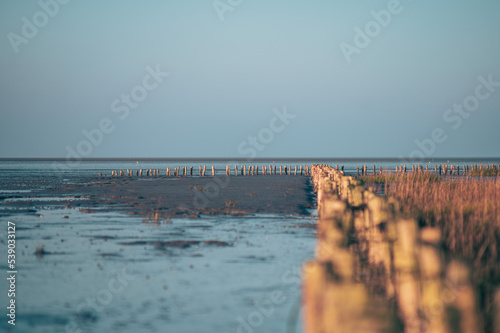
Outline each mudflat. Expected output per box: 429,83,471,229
1,175,315,218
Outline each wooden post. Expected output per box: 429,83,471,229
280,166,282,175
379,167,382,174
199,166,202,176
244,165,247,176
284,166,287,175
373,165,376,175
274,165,276,175
190,166,193,176
295,165,297,175
235,165,237,176
203,165,206,176
300,165,303,175
256,166,259,175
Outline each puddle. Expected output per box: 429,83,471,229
0,189,32,193
4,197,88,202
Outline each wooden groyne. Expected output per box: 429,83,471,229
356,163,500,176
304,164,484,333
100,165,311,178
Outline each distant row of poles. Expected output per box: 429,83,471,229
100,163,499,178
357,163,500,176
103,165,311,177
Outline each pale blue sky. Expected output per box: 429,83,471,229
1,0,499,158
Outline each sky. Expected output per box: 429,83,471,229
0,0,499,159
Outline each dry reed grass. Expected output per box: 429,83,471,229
359,172,500,330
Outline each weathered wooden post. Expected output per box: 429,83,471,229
212,165,215,176
393,219,420,333
294,165,297,175
280,166,282,175
190,166,193,176
300,165,303,175
203,165,206,176
244,165,247,176
418,227,450,333
445,261,482,333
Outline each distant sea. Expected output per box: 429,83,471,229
1,158,499,179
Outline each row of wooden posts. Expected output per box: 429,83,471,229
304,164,498,332
104,165,311,177
358,163,500,176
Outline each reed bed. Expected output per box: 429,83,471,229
360,172,500,330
